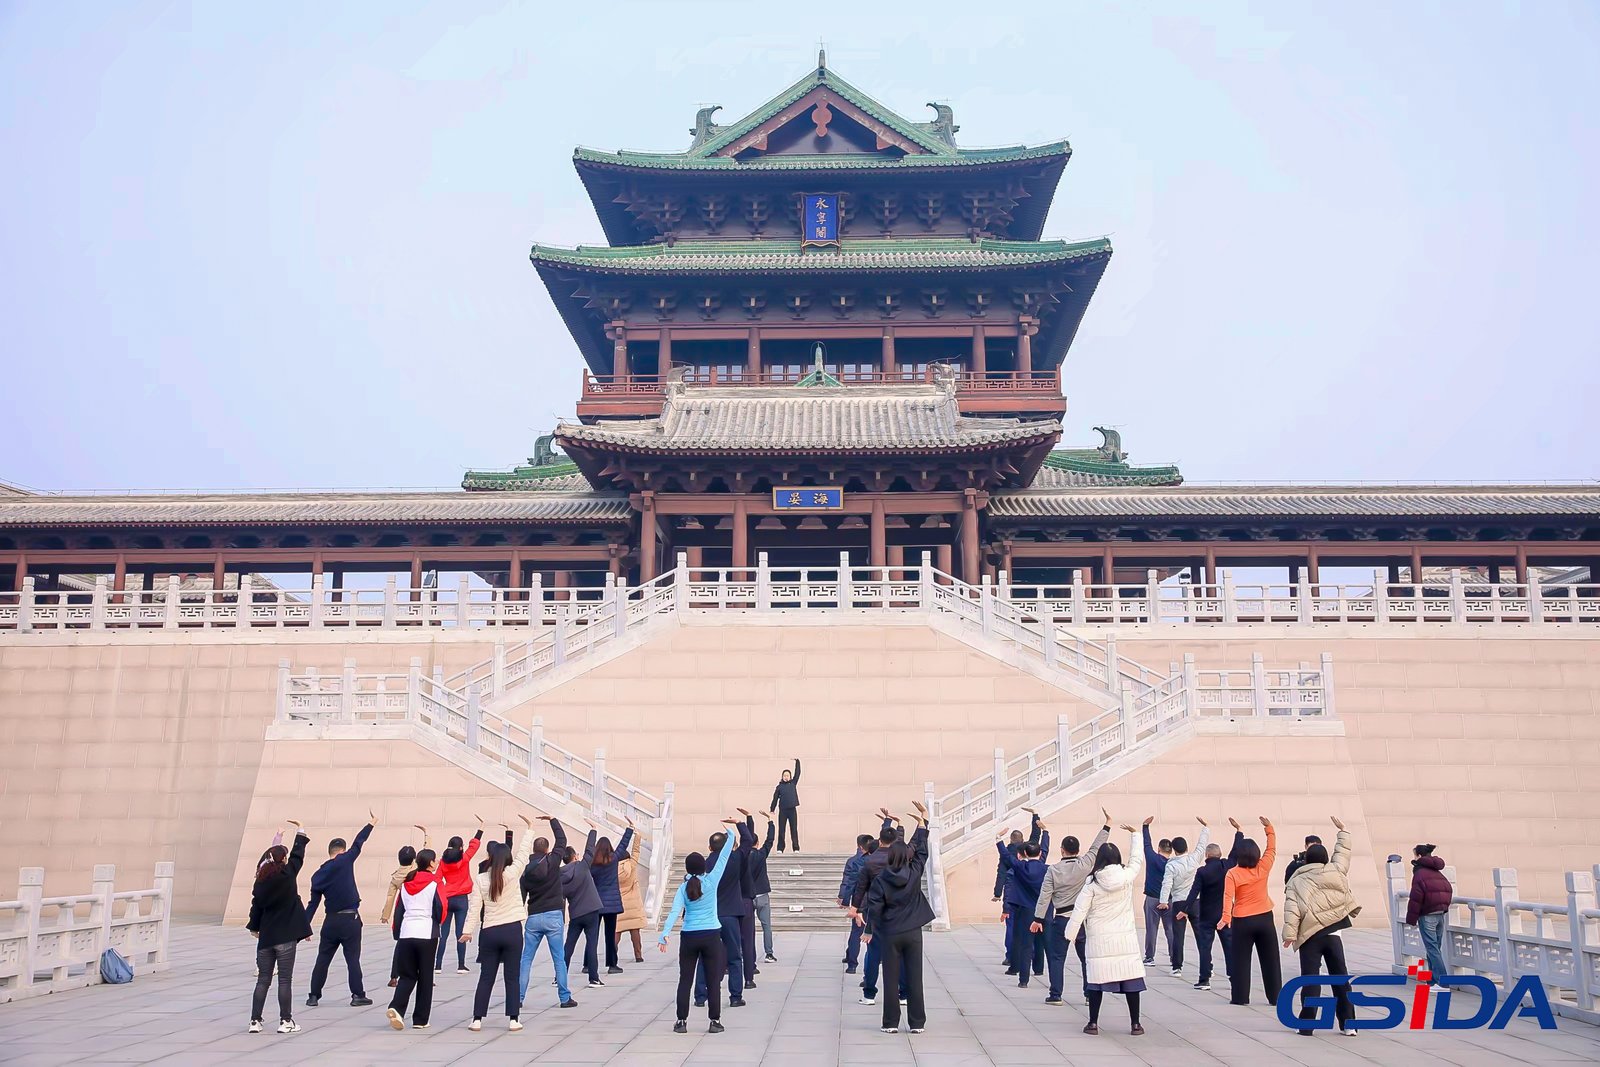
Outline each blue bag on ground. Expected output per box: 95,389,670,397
100,947,134,984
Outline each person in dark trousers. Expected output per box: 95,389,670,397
1140,819,1173,966
1177,818,1245,991
589,820,635,976
435,818,485,972
304,813,375,1008
862,802,934,1035
460,815,535,1032
560,828,605,987
1031,808,1111,1004
852,816,907,1005
996,819,1051,985
1220,817,1280,1006
517,817,576,1009
1285,834,1323,884
839,824,886,973
1405,843,1454,984
1064,826,1148,1037
381,826,430,987
247,821,311,1034
743,810,778,963
768,758,802,852
1282,817,1359,1038
694,819,752,1007
388,849,445,1030
995,811,1041,963
659,822,738,1034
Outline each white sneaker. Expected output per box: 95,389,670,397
909,1028,924,1034
386,1008,404,1030
248,1020,262,1034
468,1019,482,1032
588,979,606,988
1193,981,1210,991
858,995,876,1005
276,1020,301,1034
457,966,470,975
880,1026,898,1034
509,1019,523,1032
1170,968,1182,977
413,1023,430,1030
1341,1027,1358,1038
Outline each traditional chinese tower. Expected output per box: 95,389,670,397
467,52,1181,583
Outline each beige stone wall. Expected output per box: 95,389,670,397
0,633,501,917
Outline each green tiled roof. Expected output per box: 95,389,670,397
689,63,956,158
529,236,1112,275
1029,448,1184,488
461,459,586,492
573,141,1070,173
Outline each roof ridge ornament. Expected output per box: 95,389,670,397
1093,425,1125,463
689,105,723,149
932,361,959,399
796,342,843,388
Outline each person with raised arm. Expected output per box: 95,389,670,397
560,825,605,988
692,817,753,1006
996,816,1051,986
839,810,892,974
381,825,430,988
862,802,935,1035
659,817,740,1034
769,758,803,853
246,819,311,1034
1178,816,1246,991
1031,806,1111,1005
1063,820,1148,1036
995,810,1042,967
387,847,446,1031
614,818,648,965
1219,816,1280,1006
852,810,907,1006
1283,816,1359,1038
434,815,485,974
517,815,577,1009
305,811,377,1009
460,814,536,1032
589,818,635,976
743,809,779,963
1156,817,1210,978
1139,817,1174,966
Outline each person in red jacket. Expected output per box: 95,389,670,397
434,817,484,973
1404,844,1453,985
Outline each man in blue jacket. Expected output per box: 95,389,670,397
994,811,1041,964
305,813,376,1008
997,818,1050,986
1141,818,1174,966
838,833,875,973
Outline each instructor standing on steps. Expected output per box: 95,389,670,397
769,758,802,854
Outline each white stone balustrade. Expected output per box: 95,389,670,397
3,564,1594,632
0,863,174,1004
1383,858,1600,1025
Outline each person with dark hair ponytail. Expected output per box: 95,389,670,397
1219,816,1280,1006
461,814,535,1032
862,802,935,1035
1062,820,1148,1036
659,817,739,1034
246,819,311,1034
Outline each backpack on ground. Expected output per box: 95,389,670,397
100,947,134,985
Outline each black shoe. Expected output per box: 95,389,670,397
729,997,747,1008
746,980,757,989
694,998,706,1008
709,1020,725,1034
607,966,624,975
845,965,858,974
560,999,578,1008
1045,995,1063,1005
350,996,372,1007
1017,982,1029,989
673,1020,687,1034
1003,967,1018,976
753,967,761,975
304,995,319,1008
765,954,778,963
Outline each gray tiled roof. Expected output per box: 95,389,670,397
558,385,1061,453
989,486,1600,520
0,491,631,527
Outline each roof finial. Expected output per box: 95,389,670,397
817,42,827,73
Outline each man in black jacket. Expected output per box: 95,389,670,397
693,818,751,1008
1177,819,1245,991
769,758,802,853
305,813,375,1008
851,818,906,1005
743,810,778,963
518,817,577,1009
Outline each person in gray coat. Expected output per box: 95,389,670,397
1031,806,1112,1004
560,830,604,987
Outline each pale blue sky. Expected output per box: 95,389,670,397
3,1,1597,491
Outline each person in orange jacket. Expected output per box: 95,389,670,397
1218,817,1279,1006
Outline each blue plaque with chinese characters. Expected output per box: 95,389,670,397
801,193,839,248
772,486,844,511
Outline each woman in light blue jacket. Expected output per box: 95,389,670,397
659,818,738,1034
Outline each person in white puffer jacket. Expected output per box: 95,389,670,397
1062,825,1148,1037
1157,817,1211,977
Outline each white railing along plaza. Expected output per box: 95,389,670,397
5,562,1596,632
1382,859,1600,1025
0,863,175,1004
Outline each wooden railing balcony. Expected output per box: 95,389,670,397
576,367,1065,419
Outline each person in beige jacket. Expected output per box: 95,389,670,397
381,826,429,987
1282,816,1358,1038
615,850,647,964
461,814,535,1031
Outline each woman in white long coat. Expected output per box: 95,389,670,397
1062,825,1147,1036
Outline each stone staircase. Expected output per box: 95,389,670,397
767,853,855,931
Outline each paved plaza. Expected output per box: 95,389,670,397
1,921,1595,1066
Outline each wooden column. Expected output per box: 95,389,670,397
608,545,625,577
1514,545,1529,585
640,493,658,581
1306,546,1321,585
685,546,704,569
1101,546,1116,587
887,544,905,581
1410,546,1424,586
311,554,324,579
111,554,126,603
509,551,523,596
970,325,987,374
553,569,572,600
869,499,887,568
1203,547,1217,587
610,323,628,377
657,328,672,377
410,555,423,602
1487,563,1502,585
881,327,896,375
331,570,345,603
212,554,226,591
732,497,749,570
1017,317,1034,374
9,555,23,594
960,489,981,582
1000,540,1014,579
747,327,761,377
935,543,953,582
